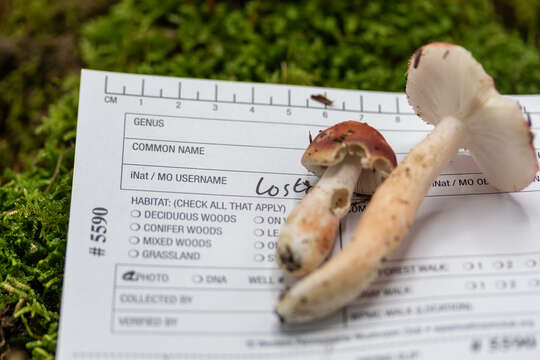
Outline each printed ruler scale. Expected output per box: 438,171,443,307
105,75,416,117
58,70,540,360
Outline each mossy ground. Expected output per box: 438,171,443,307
1,1,540,358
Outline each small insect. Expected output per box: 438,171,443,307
311,94,333,106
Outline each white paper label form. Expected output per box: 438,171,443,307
57,69,540,359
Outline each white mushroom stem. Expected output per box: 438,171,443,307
276,116,465,323
277,155,363,277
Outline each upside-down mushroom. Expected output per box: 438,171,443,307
276,43,538,323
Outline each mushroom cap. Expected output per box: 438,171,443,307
302,121,397,194
406,42,538,191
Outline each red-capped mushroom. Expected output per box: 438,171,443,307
277,121,396,277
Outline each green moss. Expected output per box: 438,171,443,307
1,78,78,359
80,0,540,93
1,0,540,358
0,0,112,171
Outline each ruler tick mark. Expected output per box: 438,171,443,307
288,90,291,106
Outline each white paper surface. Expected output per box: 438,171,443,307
57,69,540,359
